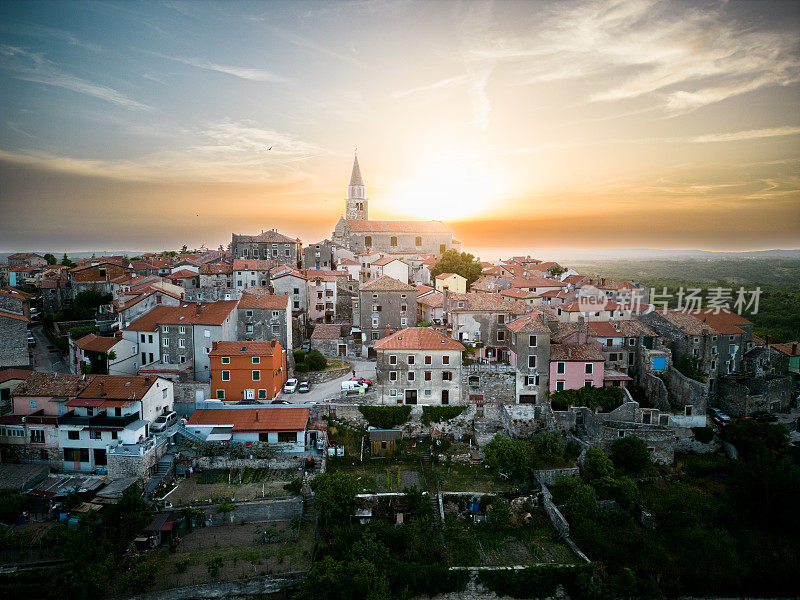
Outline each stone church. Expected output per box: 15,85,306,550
332,155,460,256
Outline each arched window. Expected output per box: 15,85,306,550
365,236,372,247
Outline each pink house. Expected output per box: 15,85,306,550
549,344,604,392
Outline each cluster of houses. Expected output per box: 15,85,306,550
1,154,798,477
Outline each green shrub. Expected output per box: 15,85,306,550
610,435,651,473
550,385,624,412
692,426,715,444
676,354,706,382
69,325,98,339
583,447,614,479
477,564,594,599
293,349,306,364
358,405,412,429
206,556,224,578
283,478,302,495
294,362,310,373
306,349,327,371
421,405,466,425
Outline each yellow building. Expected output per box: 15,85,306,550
434,273,467,294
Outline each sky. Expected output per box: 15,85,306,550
0,0,798,255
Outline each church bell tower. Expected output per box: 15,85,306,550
345,152,368,221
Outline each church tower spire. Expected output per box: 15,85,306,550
345,151,368,221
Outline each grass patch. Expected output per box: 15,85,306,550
358,405,412,429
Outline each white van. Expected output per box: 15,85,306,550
341,380,365,391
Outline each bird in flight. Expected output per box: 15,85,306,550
267,146,273,151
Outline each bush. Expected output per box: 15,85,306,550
610,435,651,473
69,325,98,339
477,564,594,599
206,556,224,578
550,385,624,412
483,434,530,480
293,349,306,364
294,362,310,373
283,478,302,495
531,430,566,461
676,354,706,382
583,447,614,479
306,349,327,371
692,426,715,444
421,405,466,425
358,405,412,429
487,499,512,528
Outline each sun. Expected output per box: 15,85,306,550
384,159,504,222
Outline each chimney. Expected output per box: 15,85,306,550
765,335,770,346
577,315,586,344
793,342,798,355
386,324,391,336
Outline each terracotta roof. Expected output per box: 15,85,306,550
552,322,579,343
76,375,159,400
604,369,633,381
417,292,443,308
343,219,452,234
550,344,605,362
12,372,91,397
8,252,42,260
372,256,400,267
588,320,656,338
686,308,752,334
435,272,459,280
0,308,29,322
0,287,32,300
209,341,279,357
500,288,535,299
374,327,465,351
126,301,238,331
199,262,233,275
505,313,551,334
238,293,290,310
772,342,800,357
416,285,435,297
507,277,566,289
232,259,278,271
310,324,344,340
0,369,33,385
187,407,309,432
233,230,299,244
270,266,307,280
169,269,199,279
75,333,121,353
449,292,526,314
337,258,359,266
360,276,416,292
562,275,587,285
662,310,718,336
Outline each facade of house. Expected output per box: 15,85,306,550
232,259,275,292
270,268,308,316
304,240,334,270
230,230,302,268
357,276,418,353
444,292,527,362
549,344,605,392
185,406,309,452
209,340,287,402
505,313,552,405
375,327,465,405
237,292,292,351
435,273,467,294
0,308,29,368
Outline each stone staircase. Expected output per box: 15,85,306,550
145,453,175,500
473,403,504,448
301,485,315,521
175,424,204,443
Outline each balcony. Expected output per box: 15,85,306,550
59,411,140,428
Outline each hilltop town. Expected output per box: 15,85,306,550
0,157,798,599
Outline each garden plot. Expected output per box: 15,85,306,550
165,467,302,505
328,459,424,493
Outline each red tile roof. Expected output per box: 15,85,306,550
187,407,309,432
126,301,238,331
505,313,551,334
169,269,199,279
0,309,29,322
75,375,160,400
772,342,800,357
232,259,277,271
374,327,464,351
507,277,566,289
310,324,345,340
360,276,416,292
343,219,452,234
0,369,33,385
209,341,279,357
448,292,526,314
12,372,91,397
550,344,605,362
75,333,122,353
238,293,290,310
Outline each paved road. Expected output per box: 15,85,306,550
278,357,376,405
29,323,69,373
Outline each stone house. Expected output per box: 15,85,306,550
269,267,308,316
357,276,418,354
505,313,552,405
370,257,410,284
0,307,29,368
549,343,605,392
7,253,48,267
238,291,292,351
230,229,302,268
304,240,335,270
69,332,128,375
0,368,32,412
69,262,134,296
374,327,465,405
309,323,358,358
232,259,276,292
197,261,234,300
416,290,444,325
306,272,341,323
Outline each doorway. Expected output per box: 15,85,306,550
405,389,417,405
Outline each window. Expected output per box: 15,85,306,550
216,389,225,399
163,338,169,347
497,331,505,342
407,371,415,381
204,330,210,338
584,380,593,387
252,370,261,381
629,338,637,346
529,335,537,347
424,389,431,397
415,236,422,246
407,355,415,365
685,405,693,416
401,318,407,326
585,363,593,374
372,317,379,327
221,356,230,364
162,326,169,333
258,389,267,399
68,430,80,440
528,356,536,368
278,432,296,443
30,429,44,444
390,371,397,381
424,371,432,381
178,338,185,348
424,355,432,365
526,375,539,386
556,381,565,391
442,355,450,365
556,362,565,374
365,236,372,247
29,399,37,409
390,389,397,397
442,371,452,381
140,333,145,343
90,430,102,440
162,388,168,399
179,326,185,334
389,355,397,365
497,314,505,324
222,370,230,381
401,305,407,313
148,335,153,343
390,236,398,247
729,344,735,354
246,310,253,317
618,430,626,438
252,356,261,364
247,324,254,333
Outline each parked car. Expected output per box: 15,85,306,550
301,342,312,352
712,411,731,426
298,381,310,393
750,410,779,423
152,411,178,433
350,376,372,386
27,333,36,347
341,380,366,391
284,378,299,394
271,399,290,404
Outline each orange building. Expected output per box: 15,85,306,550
209,341,287,402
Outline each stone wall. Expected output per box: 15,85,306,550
193,455,305,471
461,368,515,404
718,375,792,416
107,443,168,483
501,404,545,438
193,497,302,525
664,366,708,412
534,467,580,486
641,373,670,411
597,422,674,465
120,573,306,600
301,362,352,384
0,315,30,368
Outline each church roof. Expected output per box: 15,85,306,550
350,154,364,187
344,219,452,234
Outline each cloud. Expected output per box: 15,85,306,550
0,21,104,52
0,119,330,183
677,126,800,144
162,55,288,82
0,45,150,111
392,75,469,99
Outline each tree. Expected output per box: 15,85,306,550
180,244,188,254
487,499,512,528
430,249,483,286
61,253,75,267
0,490,26,523
43,253,57,265
483,434,530,479
610,435,650,473
306,349,327,371
310,471,360,523
583,447,614,479
565,480,599,524
106,350,116,374
532,430,566,462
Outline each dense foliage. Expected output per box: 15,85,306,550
420,405,466,425
357,405,412,429
293,348,327,372
477,564,597,599
309,472,360,524
52,290,112,321
549,385,624,412
610,435,651,474
675,354,705,382
483,432,576,480
429,249,483,286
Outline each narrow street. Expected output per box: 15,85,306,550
28,323,69,374
278,357,376,405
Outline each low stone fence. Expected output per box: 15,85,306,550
119,572,305,600
189,497,303,525
300,362,352,384
192,455,305,471
533,467,580,487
